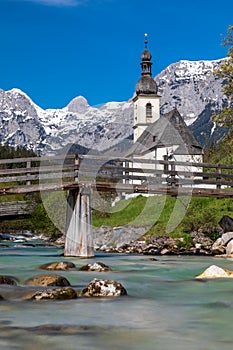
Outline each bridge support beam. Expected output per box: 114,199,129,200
64,187,94,258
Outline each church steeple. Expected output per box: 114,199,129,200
133,34,160,142
136,34,158,96
140,33,153,77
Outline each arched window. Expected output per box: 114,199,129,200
146,103,152,118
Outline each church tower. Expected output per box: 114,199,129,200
133,34,160,142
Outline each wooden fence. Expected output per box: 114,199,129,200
0,154,233,197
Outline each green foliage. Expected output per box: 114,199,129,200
212,25,233,127
0,145,62,239
176,234,194,249
0,145,36,162
181,199,219,233
30,202,61,240
30,192,66,240
0,217,33,233
204,134,233,165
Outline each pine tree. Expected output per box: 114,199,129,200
212,25,233,127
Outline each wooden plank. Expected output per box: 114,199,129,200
0,163,233,184
0,201,34,216
79,154,233,170
65,181,233,198
1,153,233,173
78,166,233,180
0,154,74,165
1,179,233,198
0,171,75,184
0,164,75,176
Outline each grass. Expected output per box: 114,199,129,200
92,194,233,239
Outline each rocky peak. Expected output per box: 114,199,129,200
156,58,227,125
66,96,90,114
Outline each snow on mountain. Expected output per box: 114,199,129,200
154,58,228,146
156,58,226,125
36,99,133,155
0,88,46,151
0,58,228,154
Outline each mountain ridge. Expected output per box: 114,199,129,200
0,58,228,155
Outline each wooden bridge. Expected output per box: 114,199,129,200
1,154,233,257
0,201,34,217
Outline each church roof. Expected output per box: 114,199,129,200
128,108,203,156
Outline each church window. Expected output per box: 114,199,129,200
146,103,152,118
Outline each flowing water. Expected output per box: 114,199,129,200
1,240,233,350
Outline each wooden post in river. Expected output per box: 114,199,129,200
64,186,94,258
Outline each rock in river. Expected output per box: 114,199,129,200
39,261,76,271
0,275,17,285
24,274,71,287
24,287,77,300
196,265,233,279
80,278,127,297
79,262,112,272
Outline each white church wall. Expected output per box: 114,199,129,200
125,148,204,188
134,95,160,142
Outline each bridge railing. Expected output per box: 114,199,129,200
0,154,76,194
0,154,233,195
77,155,233,189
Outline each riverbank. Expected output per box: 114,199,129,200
1,221,232,258
50,224,229,257
93,226,218,256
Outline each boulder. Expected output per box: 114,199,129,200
80,278,127,297
190,231,213,248
211,237,225,255
23,287,77,300
79,262,112,272
226,240,233,255
196,265,233,278
24,274,71,287
0,275,17,285
219,215,233,233
39,261,76,271
160,248,169,255
220,232,233,246
211,232,233,255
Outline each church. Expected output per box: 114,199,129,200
127,34,203,181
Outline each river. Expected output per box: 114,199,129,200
1,240,233,350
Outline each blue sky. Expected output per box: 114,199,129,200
0,0,232,109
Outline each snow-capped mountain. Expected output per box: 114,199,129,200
0,58,228,155
0,89,134,154
156,58,227,146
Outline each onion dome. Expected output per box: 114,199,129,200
141,49,152,62
136,75,158,95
